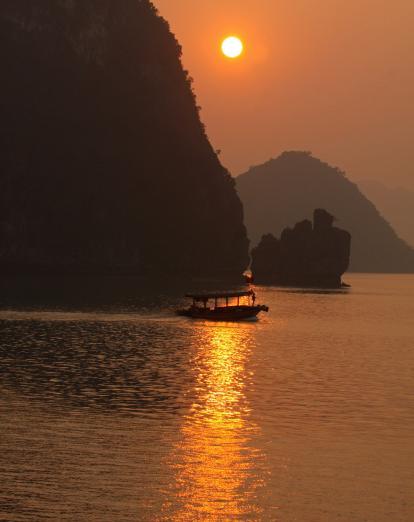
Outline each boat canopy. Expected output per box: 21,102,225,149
185,290,254,301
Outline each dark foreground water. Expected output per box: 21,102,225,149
0,274,413,521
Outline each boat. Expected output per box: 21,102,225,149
176,290,269,321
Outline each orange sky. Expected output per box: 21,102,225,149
154,0,414,189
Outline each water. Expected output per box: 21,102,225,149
0,274,413,521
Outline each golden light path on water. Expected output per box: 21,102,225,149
160,322,267,521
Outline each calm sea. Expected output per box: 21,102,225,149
0,274,413,521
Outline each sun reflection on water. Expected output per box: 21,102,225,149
161,322,266,521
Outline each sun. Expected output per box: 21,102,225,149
221,36,244,59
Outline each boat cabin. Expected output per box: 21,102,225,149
185,290,256,310
177,290,268,321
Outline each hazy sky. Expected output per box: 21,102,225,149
155,0,414,189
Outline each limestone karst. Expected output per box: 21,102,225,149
0,1,249,276
237,151,414,273
251,209,351,287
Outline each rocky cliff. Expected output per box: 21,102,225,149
237,152,414,273
0,1,249,276
251,209,351,287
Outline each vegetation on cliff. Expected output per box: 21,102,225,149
0,0,249,275
237,152,414,273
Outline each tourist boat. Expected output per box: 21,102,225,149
176,290,269,321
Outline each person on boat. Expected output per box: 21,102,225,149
252,291,256,305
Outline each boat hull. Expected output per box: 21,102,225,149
176,305,268,321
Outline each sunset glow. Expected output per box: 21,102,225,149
221,36,244,58
3,1,414,521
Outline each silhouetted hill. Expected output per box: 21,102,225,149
236,152,414,273
0,1,248,276
357,179,414,248
251,209,351,287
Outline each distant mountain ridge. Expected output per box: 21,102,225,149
357,179,414,248
236,151,414,273
0,0,248,276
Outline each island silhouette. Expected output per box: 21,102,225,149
0,1,248,277
237,151,414,273
251,209,351,288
